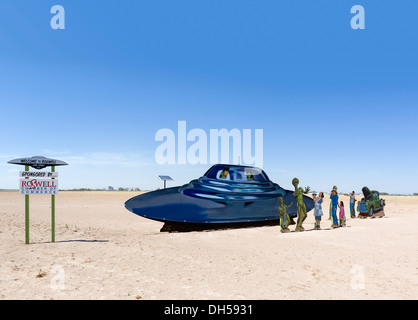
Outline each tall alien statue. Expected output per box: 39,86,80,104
292,177,310,231
278,197,293,233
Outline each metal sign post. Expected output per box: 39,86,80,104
8,156,68,244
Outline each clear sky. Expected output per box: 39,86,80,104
1,1,417,194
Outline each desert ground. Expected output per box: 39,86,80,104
0,191,417,300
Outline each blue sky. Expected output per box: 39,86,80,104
0,0,417,194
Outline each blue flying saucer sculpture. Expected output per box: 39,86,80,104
125,164,314,231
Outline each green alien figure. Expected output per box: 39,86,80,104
292,177,310,232
278,197,293,233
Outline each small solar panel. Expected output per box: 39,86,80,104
158,175,174,181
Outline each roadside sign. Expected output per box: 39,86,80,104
8,155,67,243
19,178,59,195
8,156,68,169
19,171,58,178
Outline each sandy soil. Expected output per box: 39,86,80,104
0,191,417,300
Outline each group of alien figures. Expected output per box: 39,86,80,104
278,177,315,233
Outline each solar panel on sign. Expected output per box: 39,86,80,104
158,175,174,181
157,175,174,189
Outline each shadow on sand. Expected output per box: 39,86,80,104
160,220,282,232
30,239,109,244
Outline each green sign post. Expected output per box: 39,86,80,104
8,156,68,244
24,165,29,244
51,166,56,243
